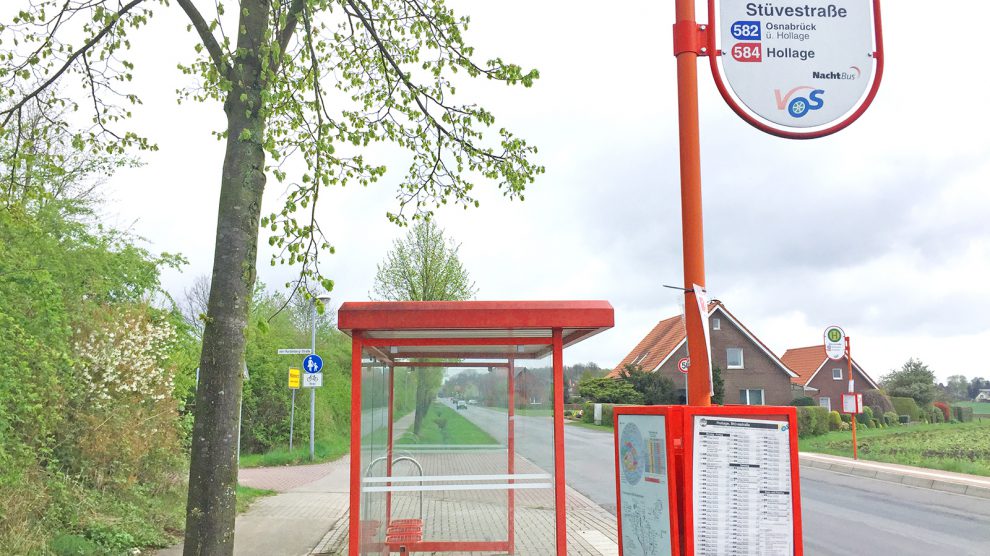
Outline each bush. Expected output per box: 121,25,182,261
582,402,595,423
883,411,900,426
952,406,974,423
791,396,815,406
602,404,615,426
863,389,895,416
840,413,852,423
933,401,951,422
856,406,875,426
891,396,924,422
578,377,644,404
898,415,910,424
796,406,829,438
928,406,944,424
828,411,842,431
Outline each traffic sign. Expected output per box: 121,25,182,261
288,368,301,389
278,348,312,355
302,354,323,374
824,326,845,360
678,357,690,374
710,0,883,138
302,372,323,388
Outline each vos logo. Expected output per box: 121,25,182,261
774,86,825,118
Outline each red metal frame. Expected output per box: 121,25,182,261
612,406,683,556
340,301,614,555
507,360,516,555
680,405,804,556
707,0,885,139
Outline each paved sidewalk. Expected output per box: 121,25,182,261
799,452,990,499
156,456,350,556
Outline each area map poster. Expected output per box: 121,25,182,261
692,416,794,556
617,414,674,556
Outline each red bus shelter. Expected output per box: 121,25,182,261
338,301,614,555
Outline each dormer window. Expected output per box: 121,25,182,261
712,317,721,331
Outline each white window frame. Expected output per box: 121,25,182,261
740,389,764,405
832,368,842,380
819,397,831,411
712,317,721,330
726,347,744,369
631,351,649,366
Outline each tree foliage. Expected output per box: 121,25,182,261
2,0,542,548
619,364,678,405
881,358,938,407
578,377,644,405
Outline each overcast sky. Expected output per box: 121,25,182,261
86,0,990,384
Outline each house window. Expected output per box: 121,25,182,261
712,317,721,331
726,348,744,369
631,351,649,366
739,389,764,405
819,397,831,411
832,368,842,380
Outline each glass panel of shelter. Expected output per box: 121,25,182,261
357,349,558,555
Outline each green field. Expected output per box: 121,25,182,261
952,401,990,416
399,403,498,445
800,421,990,476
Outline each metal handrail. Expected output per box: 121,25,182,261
364,454,425,521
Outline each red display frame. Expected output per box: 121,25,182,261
613,406,683,556
707,0,885,139
614,405,803,556
681,405,804,556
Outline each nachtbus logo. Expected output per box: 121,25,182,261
812,66,862,81
774,86,825,118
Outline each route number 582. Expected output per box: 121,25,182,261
730,20,762,41
731,43,762,63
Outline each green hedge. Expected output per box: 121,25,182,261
856,406,875,426
828,411,842,431
883,411,900,426
791,396,815,406
796,406,829,438
952,406,974,423
891,396,923,422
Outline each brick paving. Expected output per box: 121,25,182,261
313,448,619,555
240,460,342,492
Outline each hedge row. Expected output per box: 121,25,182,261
891,396,924,422
796,406,830,438
952,405,974,422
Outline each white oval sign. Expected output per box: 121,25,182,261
824,325,845,360
710,0,883,138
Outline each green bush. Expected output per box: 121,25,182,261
796,406,829,438
840,413,852,424
891,396,923,422
602,404,615,426
928,406,944,424
883,411,900,426
582,402,594,423
791,396,815,406
856,406,875,426
952,406,974,423
828,410,842,431
863,389,895,416
578,377,644,404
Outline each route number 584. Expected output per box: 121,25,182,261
731,43,762,62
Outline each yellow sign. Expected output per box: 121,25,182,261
288,368,301,389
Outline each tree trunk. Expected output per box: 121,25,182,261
183,2,269,554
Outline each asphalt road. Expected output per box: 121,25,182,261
454,403,990,555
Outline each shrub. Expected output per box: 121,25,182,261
898,415,910,424
582,402,594,423
891,396,923,422
791,396,814,406
578,377,644,404
602,404,615,426
856,406,875,426
863,389,895,415
933,401,951,422
883,411,900,426
796,406,829,438
840,413,851,424
928,406,944,424
871,419,880,428
828,411,842,431
952,406,974,423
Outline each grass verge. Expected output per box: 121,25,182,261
239,435,349,468
567,420,613,432
399,403,497,445
236,484,276,513
799,420,990,476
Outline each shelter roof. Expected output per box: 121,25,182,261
338,300,614,363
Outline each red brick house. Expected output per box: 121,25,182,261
781,345,879,412
609,301,798,406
